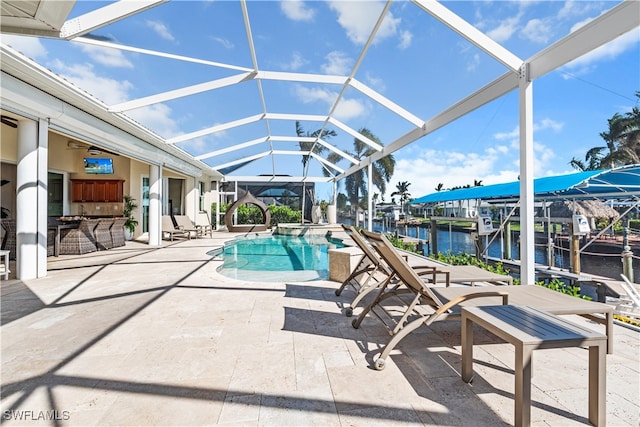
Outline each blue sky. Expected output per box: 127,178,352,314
2,0,639,202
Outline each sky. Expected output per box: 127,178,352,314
2,0,639,203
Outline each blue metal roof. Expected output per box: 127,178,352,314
413,164,640,204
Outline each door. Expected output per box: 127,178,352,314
142,176,149,233
168,178,184,215
48,172,63,216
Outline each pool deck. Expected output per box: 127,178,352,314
1,231,639,426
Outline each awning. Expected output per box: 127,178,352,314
413,164,640,204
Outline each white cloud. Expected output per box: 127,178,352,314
0,34,47,59
563,29,640,72
466,53,481,72
486,15,521,43
77,44,133,68
295,85,334,104
557,1,602,20
535,118,563,132
293,84,367,121
493,126,519,141
50,60,132,105
280,0,315,22
493,118,563,142
392,137,563,200
128,103,179,139
328,1,402,45
146,20,175,41
398,30,412,50
364,71,386,92
321,51,353,75
212,37,234,49
334,98,368,121
391,147,510,200
281,51,309,71
521,18,552,44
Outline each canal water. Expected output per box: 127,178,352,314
346,220,637,281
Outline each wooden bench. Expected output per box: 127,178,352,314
461,305,606,427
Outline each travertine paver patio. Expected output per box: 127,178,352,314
1,233,639,426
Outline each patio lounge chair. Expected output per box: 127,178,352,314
173,215,199,238
162,215,191,241
195,212,213,238
356,230,509,370
338,224,449,317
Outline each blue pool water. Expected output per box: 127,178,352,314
212,234,344,282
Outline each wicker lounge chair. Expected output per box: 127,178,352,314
110,217,127,248
162,216,190,241
195,212,213,238
94,218,114,250
356,230,509,370
59,218,99,255
338,224,448,317
173,215,199,238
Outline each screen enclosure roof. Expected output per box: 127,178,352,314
1,0,639,185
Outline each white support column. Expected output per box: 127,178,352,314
16,118,47,279
37,119,48,277
148,164,162,246
215,181,221,230
519,63,535,285
367,162,373,231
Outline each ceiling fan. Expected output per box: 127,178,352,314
67,140,119,156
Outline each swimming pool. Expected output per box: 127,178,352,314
211,234,344,282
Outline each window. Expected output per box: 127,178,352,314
199,181,205,211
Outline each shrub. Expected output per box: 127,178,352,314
213,202,301,227
269,205,301,225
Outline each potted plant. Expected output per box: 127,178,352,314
122,195,138,240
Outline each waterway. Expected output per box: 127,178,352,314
345,219,638,281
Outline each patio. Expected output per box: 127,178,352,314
1,233,639,426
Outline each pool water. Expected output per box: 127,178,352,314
212,234,344,282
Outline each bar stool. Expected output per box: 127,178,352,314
0,249,10,280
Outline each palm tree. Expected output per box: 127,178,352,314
324,128,395,226
296,121,337,170
295,121,337,221
571,92,640,170
391,181,411,216
435,183,444,192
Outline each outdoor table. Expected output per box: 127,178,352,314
461,305,606,427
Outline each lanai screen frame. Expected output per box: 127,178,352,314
1,0,639,285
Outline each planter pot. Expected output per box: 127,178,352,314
124,229,134,241
311,205,322,224
326,204,337,224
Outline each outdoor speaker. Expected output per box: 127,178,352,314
477,216,494,235
572,214,590,235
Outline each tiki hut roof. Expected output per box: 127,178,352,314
546,200,620,219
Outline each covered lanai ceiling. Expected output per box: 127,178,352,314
1,0,639,186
